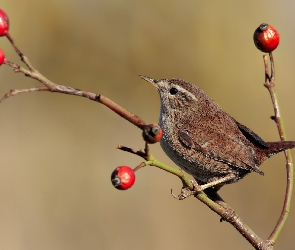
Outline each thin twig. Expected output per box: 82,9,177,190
117,144,148,159
0,86,49,102
263,53,294,245
5,32,35,72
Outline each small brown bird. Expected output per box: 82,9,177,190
141,76,295,190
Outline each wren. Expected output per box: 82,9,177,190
141,76,295,190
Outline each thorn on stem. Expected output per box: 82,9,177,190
270,116,276,121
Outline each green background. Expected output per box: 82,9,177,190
0,1,295,249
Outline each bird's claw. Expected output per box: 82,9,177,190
171,186,195,200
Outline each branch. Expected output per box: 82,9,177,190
118,144,269,250
2,59,147,130
263,53,294,245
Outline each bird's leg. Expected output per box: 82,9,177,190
172,174,236,200
171,174,200,200
192,173,236,192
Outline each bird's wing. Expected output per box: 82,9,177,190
178,125,264,175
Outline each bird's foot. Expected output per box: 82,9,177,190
171,186,195,200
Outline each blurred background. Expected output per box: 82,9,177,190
0,1,295,249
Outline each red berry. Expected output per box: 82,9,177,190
0,9,9,36
142,123,163,144
111,166,135,190
0,49,5,65
253,23,280,53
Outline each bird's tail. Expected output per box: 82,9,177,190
256,141,295,164
265,141,295,157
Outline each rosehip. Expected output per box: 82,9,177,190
253,23,280,53
142,123,163,144
0,9,9,36
111,166,135,190
0,49,5,65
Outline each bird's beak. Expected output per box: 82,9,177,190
139,75,159,89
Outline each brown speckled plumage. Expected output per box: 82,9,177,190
141,76,295,187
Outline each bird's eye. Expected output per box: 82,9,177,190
169,87,178,95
